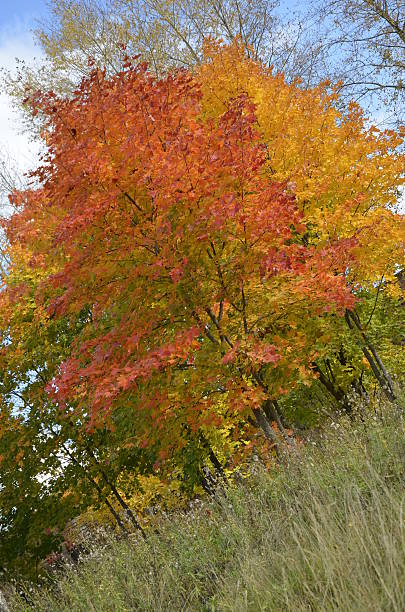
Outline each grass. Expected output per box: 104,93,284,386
8,405,405,611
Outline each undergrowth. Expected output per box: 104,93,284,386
8,403,405,611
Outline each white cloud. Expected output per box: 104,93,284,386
0,20,43,176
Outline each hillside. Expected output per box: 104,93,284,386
9,402,405,611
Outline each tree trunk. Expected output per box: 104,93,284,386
312,363,352,413
345,310,396,402
253,407,280,457
103,497,129,535
107,482,146,538
262,399,295,445
198,431,228,483
56,433,129,535
83,443,146,538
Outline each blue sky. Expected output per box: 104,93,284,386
0,0,47,29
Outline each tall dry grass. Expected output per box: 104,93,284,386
9,403,405,611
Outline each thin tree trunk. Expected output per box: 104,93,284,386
272,399,290,429
252,407,280,457
200,465,217,496
198,431,228,483
56,436,129,535
252,372,293,447
208,448,227,481
103,496,129,535
83,444,146,537
107,481,146,538
337,346,369,404
312,363,352,413
345,310,396,401
262,399,294,444
351,311,395,394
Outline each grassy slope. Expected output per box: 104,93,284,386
10,407,405,611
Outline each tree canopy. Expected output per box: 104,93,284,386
0,40,403,578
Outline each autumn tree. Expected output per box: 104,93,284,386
4,51,360,453
0,247,152,577
1,42,403,576
5,43,404,440
198,40,404,398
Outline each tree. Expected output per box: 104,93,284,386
1,42,403,576
315,0,405,123
4,50,358,451
198,41,404,402
34,0,320,79
8,41,403,433
0,247,150,578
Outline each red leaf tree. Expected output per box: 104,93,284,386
5,61,355,453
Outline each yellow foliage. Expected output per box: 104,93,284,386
198,40,404,288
